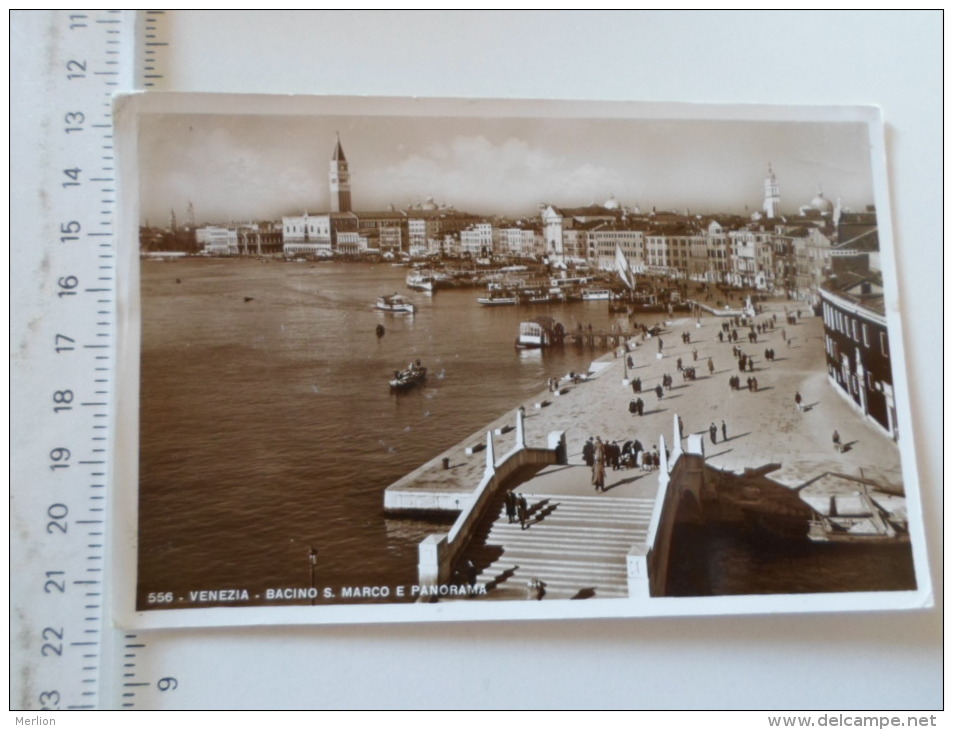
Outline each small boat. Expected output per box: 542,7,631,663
516,316,565,349
807,490,909,543
389,361,427,389
376,293,415,314
406,271,436,292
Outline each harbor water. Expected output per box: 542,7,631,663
137,259,628,607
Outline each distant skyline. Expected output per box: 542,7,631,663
138,111,875,225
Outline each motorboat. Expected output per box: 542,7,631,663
375,293,415,314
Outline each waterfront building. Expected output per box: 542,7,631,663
460,222,494,258
539,201,625,263
196,226,239,256
282,212,333,256
236,221,283,256
820,270,896,440
585,223,647,274
407,205,481,257
497,223,543,258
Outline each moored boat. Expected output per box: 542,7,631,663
406,271,436,292
581,288,612,301
477,294,518,306
376,293,415,314
516,316,565,349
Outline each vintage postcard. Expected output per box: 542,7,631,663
113,93,932,627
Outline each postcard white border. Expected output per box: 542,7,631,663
112,92,932,630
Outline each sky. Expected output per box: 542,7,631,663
137,109,876,225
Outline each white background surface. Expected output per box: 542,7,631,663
13,10,943,710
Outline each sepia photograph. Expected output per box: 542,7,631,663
116,94,930,626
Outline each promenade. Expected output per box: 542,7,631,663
385,300,905,600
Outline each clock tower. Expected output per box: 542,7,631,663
329,133,352,213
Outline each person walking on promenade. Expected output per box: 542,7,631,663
591,437,606,492
676,357,683,371
634,377,642,393
832,430,842,453
678,416,685,439
517,493,529,530
721,420,728,442
504,491,517,524
655,383,664,400
636,397,644,416
752,377,758,392
708,357,715,375
582,437,595,467
709,422,718,444
658,336,664,353
795,391,803,411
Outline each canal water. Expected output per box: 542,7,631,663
137,258,627,608
138,258,915,609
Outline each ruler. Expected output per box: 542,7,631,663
10,10,168,711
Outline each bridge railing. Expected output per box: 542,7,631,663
418,408,566,591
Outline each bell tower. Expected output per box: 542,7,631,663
329,133,352,213
763,163,780,219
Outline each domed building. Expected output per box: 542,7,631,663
603,194,621,210
800,189,834,217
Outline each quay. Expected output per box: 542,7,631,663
382,301,905,600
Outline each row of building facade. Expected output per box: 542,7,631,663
191,203,875,303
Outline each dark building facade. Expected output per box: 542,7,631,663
820,271,897,440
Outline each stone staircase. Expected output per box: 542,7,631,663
466,492,655,601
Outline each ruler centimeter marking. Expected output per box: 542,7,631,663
10,9,171,711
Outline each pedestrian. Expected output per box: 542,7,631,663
658,337,664,353
591,437,606,492
607,441,621,471
693,347,698,361
634,377,642,393
632,439,643,466
517,493,529,529
752,377,758,392
678,416,685,439
721,420,727,441
582,437,595,467
795,391,803,411
832,430,842,453
748,358,754,372
718,330,724,342
709,422,717,444
465,559,477,588
655,384,664,400
504,491,517,524
708,357,714,375
636,397,644,415
676,357,683,372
